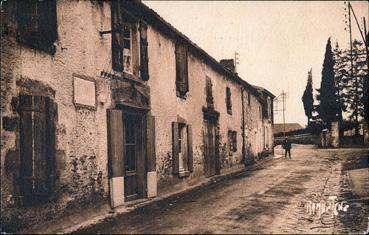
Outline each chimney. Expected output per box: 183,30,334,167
220,59,235,73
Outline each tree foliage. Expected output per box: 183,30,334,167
333,39,367,123
302,68,314,126
316,38,340,127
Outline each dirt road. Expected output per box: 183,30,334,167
76,145,369,234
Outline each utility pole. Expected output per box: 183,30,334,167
346,1,369,133
348,1,359,134
234,51,240,74
363,17,369,123
282,90,286,138
348,2,355,123
273,90,287,137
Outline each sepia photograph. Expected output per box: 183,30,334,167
1,0,368,234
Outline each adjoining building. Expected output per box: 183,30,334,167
1,0,274,231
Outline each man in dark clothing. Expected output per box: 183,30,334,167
283,137,292,159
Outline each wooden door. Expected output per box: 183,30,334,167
123,112,145,201
205,121,217,177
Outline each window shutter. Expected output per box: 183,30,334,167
172,122,179,174
187,124,193,172
131,25,140,76
107,109,124,178
233,131,237,152
228,131,232,151
16,0,56,54
112,29,124,72
38,0,57,47
226,87,232,114
140,21,149,81
46,98,57,193
111,1,124,72
146,115,156,172
19,95,33,198
16,0,39,48
32,96,49,196
175,42,189,96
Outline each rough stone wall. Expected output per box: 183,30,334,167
1,1,113,231
1,0,272,231
147,26,244,190
243,93,263,158
262,100,274,154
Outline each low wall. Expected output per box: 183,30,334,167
341,135,364,147
274,133,320,146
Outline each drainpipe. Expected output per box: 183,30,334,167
241,86,246,165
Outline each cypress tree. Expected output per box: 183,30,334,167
316,38,339,128
302,68,314,126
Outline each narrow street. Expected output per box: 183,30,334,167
76,145,368,234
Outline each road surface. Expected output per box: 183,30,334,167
76,145,369,234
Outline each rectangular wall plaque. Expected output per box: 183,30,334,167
73,75,96,108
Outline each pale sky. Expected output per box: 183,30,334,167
143,1,369,126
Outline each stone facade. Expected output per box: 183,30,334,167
1,1,274,231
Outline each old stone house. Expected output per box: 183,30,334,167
1,0,274,231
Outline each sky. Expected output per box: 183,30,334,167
143,1,369,126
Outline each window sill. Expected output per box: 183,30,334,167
178,170,190,178
17,37,56,55
101,70,145,86
176,92,188,100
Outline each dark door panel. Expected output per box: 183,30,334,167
123,112,145,201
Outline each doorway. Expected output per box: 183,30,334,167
123,111,146,201
204,120,220,177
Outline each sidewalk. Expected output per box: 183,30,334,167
21,155,274,234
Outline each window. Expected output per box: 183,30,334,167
226,87,232,114
111,2,149,79
248,92,251,107
259,105,262,119
172,122,193,177
18,95,56,204
228,130,237,152
175,41,189,97
112,19,137,73
16,0,57,54
206,77,214,109
123,24,133,73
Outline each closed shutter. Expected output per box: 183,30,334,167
16,0,56,53
16,0,37,43
233,131,237,152
19,95,56,201
175,42,189,96
140,21,149,81
226,87,232,114
107,109,124,178
32,96,49,196
132,25,140,76
203,122,209,175
146,115,156,172
46,98,57,193
111,1,124,72
228,131,232,151
172,122,179,174
187,124,193,172
19,95,34,198
215,127,220,175
38,0,57,47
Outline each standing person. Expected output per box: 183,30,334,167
283,137,292,159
